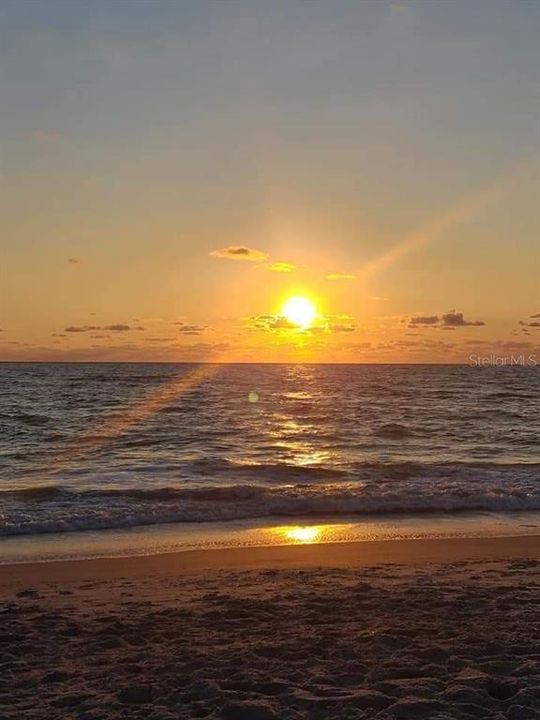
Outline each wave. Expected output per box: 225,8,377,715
1,465,539,537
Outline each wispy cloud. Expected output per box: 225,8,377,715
176,323,207,336
326,273,356,281
106,324,133,332
64,324,145,333
253,315,298,330
65,326,100,333
408,315,439,326
329,323,356,333
267,262,295,273
210,246,268,262
520,320,540,328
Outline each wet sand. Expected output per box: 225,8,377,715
1,535,539,719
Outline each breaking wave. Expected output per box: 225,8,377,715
1,461,539,537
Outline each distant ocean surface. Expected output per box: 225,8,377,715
1,363,539,538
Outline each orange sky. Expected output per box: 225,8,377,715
1,2,539,363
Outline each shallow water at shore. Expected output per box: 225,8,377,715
1,510,539,564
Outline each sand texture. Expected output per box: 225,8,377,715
0,537,539,719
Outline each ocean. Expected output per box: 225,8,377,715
1,363,539,560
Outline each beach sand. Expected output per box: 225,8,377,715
1,535,539,719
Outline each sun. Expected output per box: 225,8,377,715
281,296,317,329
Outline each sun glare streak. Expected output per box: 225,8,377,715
45,363,222,480
358,154,538,281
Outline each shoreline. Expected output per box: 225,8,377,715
2,509,539,565
1,534,538,595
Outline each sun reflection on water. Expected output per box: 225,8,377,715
281,525,323,544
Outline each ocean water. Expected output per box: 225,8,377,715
1,363,539,549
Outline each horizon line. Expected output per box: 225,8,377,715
0,360,528,367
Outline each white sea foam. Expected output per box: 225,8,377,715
1,464,539,536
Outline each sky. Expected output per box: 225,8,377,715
1,0,539,363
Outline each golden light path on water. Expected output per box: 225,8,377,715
282,526,322,543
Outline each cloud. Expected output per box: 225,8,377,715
64,324,144,333
407,311,485,329
174,321,207,336
441,311,485,327
370,296,389,301
106,324,145,332
520,318,540,328
326,273,356,281
65,325,100,333
409,315,439,326
251,312,355,335
329,323,356,333
267,262,295,273
252,315,297,330
67,257,80,264
267,317,298,330
177,323,206,336
106,324,132,332
210,246,268,262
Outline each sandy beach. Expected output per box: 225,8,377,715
1,535,539,719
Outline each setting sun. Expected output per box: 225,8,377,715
281,296,317,329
